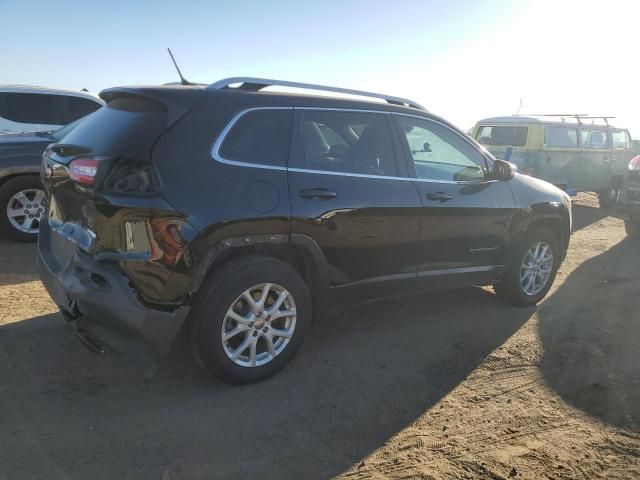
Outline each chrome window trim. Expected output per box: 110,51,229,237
211,106,292,171
210,106,494,185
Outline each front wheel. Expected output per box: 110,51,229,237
625,216,640,238
598,184,622,209
494,227,560,306
189,256,311,384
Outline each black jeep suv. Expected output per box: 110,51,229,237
38,78,572,384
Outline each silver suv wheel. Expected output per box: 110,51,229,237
6,188,45,234
520,241,554,296
221,283,297,368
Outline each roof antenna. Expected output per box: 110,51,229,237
167,48,191,85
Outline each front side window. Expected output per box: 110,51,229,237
399,116,486,182
611,130,630,149
580,128,609,149
219,109,293,167
300,110,398,176
476,125,528,147
545,126,578,148
0,92,57,124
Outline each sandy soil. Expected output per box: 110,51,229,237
0,194,638,480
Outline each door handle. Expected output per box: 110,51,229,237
426,192,453,203
299,188,337,200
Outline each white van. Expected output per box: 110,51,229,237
0,85,104,134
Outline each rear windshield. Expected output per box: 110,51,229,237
476,125,528,147
57,96,167,161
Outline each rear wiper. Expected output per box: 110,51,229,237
35,131,54,138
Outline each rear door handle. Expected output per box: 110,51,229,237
299,188,337,200
426,192,453,203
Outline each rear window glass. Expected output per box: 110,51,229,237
545,125,578,148
219,109,293,168
56,96,168,161
63,96,102,123
476,125,528,147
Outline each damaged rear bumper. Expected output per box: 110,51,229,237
37,228,190,366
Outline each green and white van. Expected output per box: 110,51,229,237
471,116,635,207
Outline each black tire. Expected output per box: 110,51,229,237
493,227,560,306
625,216,640,238
189,255,311,384
598,183,621,209
0,176,44,242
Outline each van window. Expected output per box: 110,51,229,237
476,125,528,147
300,110,398,176
545,125,578,148
219,109,293,167
400,116,486,182
580,128,609,149
611,130,631,149
0,92,57,125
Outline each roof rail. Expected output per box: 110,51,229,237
207,77,426,110
522,113,616,126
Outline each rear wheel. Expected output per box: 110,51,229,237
494,227,560,306
0,176,45,242
189,255,311,384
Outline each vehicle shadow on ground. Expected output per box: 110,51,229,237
0,237,39,286
571,202,609,232
538,237,640,431
0,287,534,480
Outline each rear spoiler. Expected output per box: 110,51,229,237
99,86,206,126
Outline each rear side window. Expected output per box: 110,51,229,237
476,125,528,147
545,125,578,148
611,130,631,149
580,128,609,149
0,92,57,124
300,110,397,176
219,109,293,167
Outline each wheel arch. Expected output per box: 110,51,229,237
0,170,41,188
186,233,330,306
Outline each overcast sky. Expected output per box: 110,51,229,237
2,0,637,135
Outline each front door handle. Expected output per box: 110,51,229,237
299,188,337,200
426,192,453,203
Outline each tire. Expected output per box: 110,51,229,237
493,227,560,306
625,216,640,238
189,255,311,384
0,176,45,242
598,182,622,209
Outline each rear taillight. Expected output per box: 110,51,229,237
629,156,640,171
69,157,100,185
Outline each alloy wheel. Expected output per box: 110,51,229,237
519,241,554,296
221,283,297,367
6,188,45,234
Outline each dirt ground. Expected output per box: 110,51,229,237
0,194,638,480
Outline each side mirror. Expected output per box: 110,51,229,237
493,159,515,181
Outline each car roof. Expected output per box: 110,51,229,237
0,85,104,104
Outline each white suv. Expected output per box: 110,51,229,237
0,85,103,134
